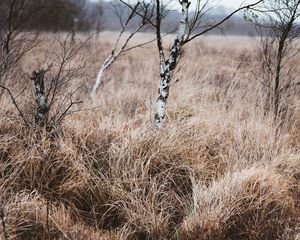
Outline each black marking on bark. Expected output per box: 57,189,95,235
155,0,191,128
158,94,167,102
162,85,169,93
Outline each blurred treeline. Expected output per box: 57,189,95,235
0,0,257,35
0,0,103,32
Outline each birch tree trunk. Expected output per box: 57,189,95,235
90,1,159,98
90,55,114,98
155,0,190,129
30,69,48,127
90,23,145,98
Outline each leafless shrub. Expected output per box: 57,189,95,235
0,0,44,97
248,0,300,127
1,34,87,131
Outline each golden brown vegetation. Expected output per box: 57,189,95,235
1,33,300,239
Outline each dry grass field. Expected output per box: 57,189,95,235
1,32,300,239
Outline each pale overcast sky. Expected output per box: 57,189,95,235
219,0,253,9
164,0,263,11
93,0,261,11
189,0,260,10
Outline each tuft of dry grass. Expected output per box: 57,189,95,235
177,166,299,240
1,191,119,240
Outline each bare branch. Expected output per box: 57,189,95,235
0,84,27,123
91,0,157,97
156,0,166,74
184,0,264,44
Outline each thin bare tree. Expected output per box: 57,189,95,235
153,0,264,128
90,0,157,98
249,0,300,125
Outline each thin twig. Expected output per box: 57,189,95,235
184,0,264,44
0,84,28,124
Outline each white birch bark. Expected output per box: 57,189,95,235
90,55,114,98
90,22,144,98
31,69,48,126
90,0,155,98
155,0,190,129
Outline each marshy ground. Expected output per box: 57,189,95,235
1,33,300,239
